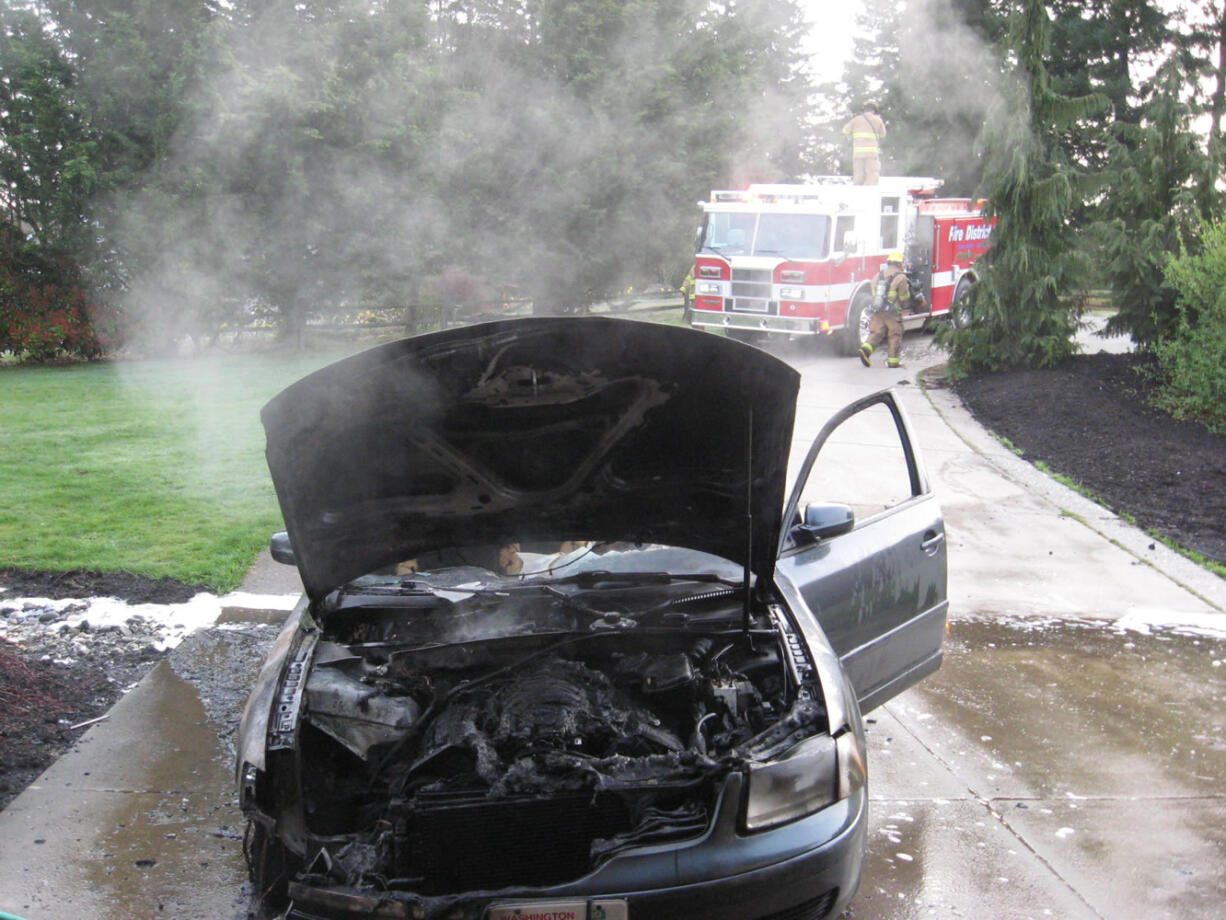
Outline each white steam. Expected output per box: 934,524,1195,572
103,2,812,352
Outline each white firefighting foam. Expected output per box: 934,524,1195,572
0,589,298,652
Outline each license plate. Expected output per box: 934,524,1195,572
487,899,628,920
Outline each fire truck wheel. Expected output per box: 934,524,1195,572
951,277,975,329
841,290,873,356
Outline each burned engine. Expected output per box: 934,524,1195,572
277,579,826,895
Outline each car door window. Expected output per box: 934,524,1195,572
788,400,917,531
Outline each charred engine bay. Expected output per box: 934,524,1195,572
277,576,826,897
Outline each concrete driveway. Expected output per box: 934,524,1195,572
0,327,1223,920
783,331,1226,920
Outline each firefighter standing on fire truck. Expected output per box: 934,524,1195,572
842,102,886,186
859,252,910,368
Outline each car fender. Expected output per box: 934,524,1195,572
235,596,310,778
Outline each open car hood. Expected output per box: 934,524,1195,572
262,317,800,601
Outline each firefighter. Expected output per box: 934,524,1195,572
859,251,908,368
680,269,694,311
842,102,886,186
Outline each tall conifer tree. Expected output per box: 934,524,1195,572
1096,56,1205,346
825,0,1007,196
941,0,1106,371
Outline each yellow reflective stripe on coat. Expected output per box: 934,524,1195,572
843,114,884,154
850,133,879,154
886,273,909,303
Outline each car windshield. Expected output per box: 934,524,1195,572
699,211,830,259
345,541,744,592
332,543,749,643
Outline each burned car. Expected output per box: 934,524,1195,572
236,317,947,920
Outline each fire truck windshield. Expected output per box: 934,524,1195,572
699,211,830,260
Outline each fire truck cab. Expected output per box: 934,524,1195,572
687,176,992,354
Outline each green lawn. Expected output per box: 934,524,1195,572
1,311,689,594
0,350,354,592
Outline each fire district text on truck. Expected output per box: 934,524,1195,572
947,223,993,242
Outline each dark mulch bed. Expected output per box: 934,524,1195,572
953,351,1226,565
0,568,203,604
0,638,120,808
0,570,199,811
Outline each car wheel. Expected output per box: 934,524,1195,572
951,277,974,329
246,822,301,911
841,290,872,356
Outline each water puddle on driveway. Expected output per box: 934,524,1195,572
76,661,250,920
922,616,1226,798
0,624,276,920
851,615,1226,920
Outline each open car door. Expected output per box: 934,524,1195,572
772,389,947,713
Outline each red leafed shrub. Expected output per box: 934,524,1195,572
0,228,122,361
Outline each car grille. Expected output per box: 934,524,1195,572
403,792,633,894
758,888,839,920
730,268,773,313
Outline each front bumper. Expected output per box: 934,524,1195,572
689,312,831,337
282,774,866,920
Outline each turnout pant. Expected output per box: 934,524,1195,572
866,308,902,359
852,154,880,185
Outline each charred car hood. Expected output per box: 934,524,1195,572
262,317,800,601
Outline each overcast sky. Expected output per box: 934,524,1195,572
801,0,861,82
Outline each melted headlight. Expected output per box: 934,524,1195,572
240,761,260,809
836,729,866,800
743,734,838,832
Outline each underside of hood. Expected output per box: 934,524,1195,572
261,317,800,601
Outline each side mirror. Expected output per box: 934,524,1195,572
270,530,296,566
797,502,855,541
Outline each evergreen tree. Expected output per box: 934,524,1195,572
1,0,816,353
1047,0,1170,165
439,0,814,313
0,4,110,359
940,0,1107,372
1189,2,1226,217
948,0,1008,45
825,0,899,178
44,0,223,188
1044,0,1172,241
889,0,1009,196
824,0,1007,197
1097,55,1206,347
116,0,814,342
0,5,96,252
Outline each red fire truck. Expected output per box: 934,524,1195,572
687,176,992,354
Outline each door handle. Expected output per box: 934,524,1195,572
921,530,945,554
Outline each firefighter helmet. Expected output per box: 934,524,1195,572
887,251,903,264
